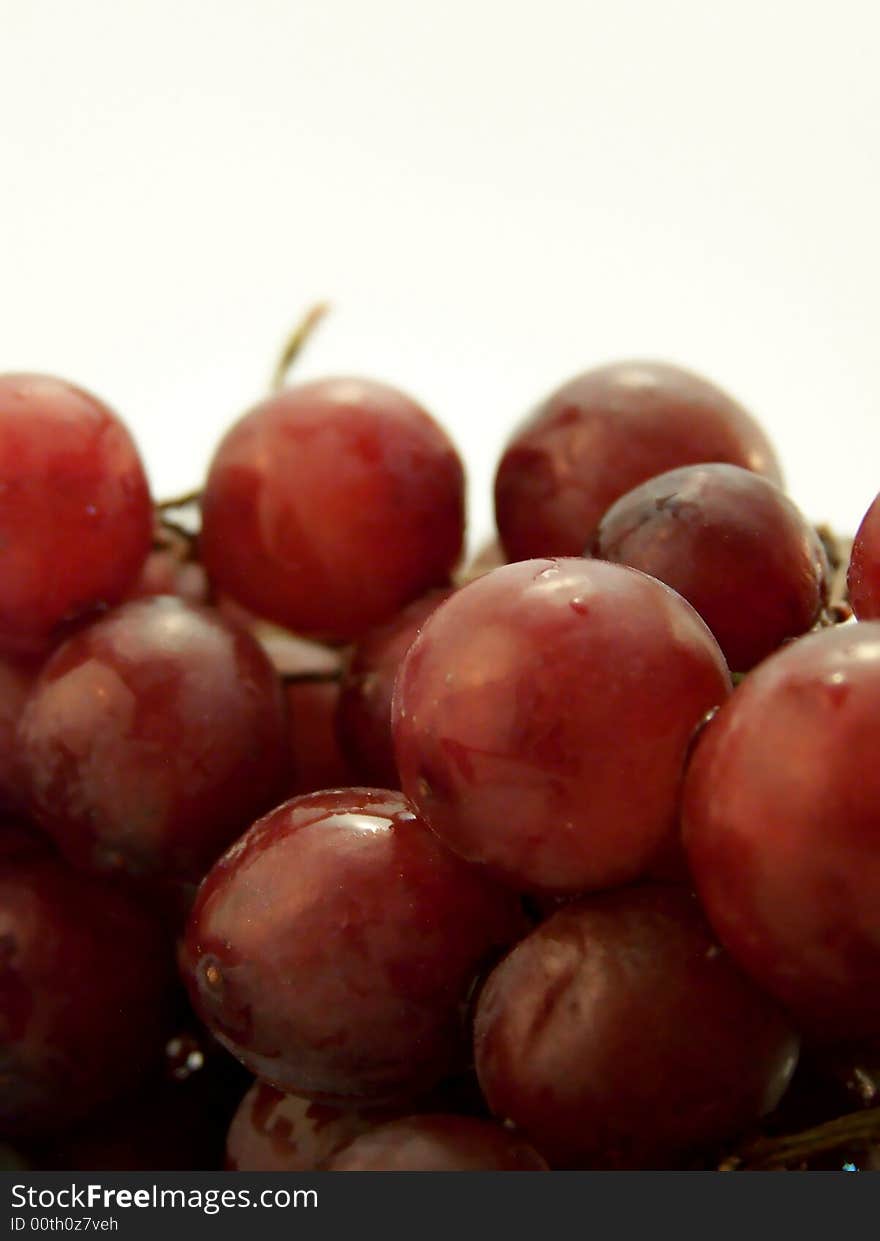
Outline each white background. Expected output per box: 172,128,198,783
1,0,878,549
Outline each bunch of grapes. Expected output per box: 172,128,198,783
4,310,880,1173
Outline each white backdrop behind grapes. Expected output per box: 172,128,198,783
1,0,877,551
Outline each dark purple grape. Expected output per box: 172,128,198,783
473,886,798,1169
593,463,829,670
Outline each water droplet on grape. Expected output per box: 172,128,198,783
204,961,223,990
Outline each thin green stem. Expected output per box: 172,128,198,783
269,302,330,393
156,489,202,512
720,1106,880,1170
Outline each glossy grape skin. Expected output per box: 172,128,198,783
17,596,287,882
593,464,829,671
683,623,880,1044
0,374,152,654
181,789,526,1102
847,493,880,619
337,589,451,787
200,378,465,642
393,558,731,896
473,887,799,1169
226,1081,400,1172
495,361,782,561
0,851,170,1137
326,1115,548,1171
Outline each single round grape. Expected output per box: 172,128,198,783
393,558,731,895
0,851,171,1137
495,361,782,561
337,589,452,787
200,378,465,642
473,886,798,1169
593,463,829,671
847,493,880,619
226,1082,399,1172
683,623,880,1043
326,1114,548,1171
17,596,287,882
0,374,152,653
180,789,525,1102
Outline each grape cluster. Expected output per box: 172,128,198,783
3,318,880,1173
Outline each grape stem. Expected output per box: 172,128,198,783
156,489,202,512
269,302,330,393
719,1106,880,1170
153,305,330,527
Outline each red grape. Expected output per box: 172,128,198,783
200,379,465,641
337,588,452,787
180,789,525,1102
0,850,170,1137
17,596,287,881
325,1114,548,1171
0,374,152,653
226,1082,398,1172
592,464,829,670
495,361,782,561
473,886,798,1168
847,493,880,619
683,623,880,1043
393,558,731,895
